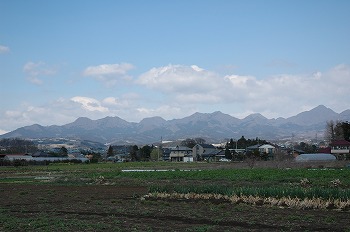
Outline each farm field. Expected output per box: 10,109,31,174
1,161,350,231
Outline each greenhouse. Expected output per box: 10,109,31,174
295,153,336,162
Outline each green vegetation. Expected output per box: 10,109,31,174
2,162,350,188
1,162,350,231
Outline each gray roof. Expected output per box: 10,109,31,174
295,153,336,162
198,144,216,149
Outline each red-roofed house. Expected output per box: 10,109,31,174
330,140,350,160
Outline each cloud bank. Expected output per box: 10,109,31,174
23,61,57,85
83,63,134,86
1,63,349,133
0,45,10,53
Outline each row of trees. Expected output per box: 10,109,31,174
325,120,350,142
0,138,38,154
107,145,154,161
225,136,267,150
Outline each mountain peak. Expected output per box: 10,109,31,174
242,113,269,124
244,113,267,119
139,116,166,125
312,105,335,113
1,105,349,143
286,105,338,125
74,117,93,124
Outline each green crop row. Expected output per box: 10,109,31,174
3,163,350,188
118,168,350,186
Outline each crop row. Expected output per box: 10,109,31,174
144,191,350,210
115,168,350,187
149,184,350,200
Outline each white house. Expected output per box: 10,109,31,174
330,140,350,160
169,146,193,162
259,144,276,155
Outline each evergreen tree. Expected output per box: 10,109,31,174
60,146,68,157
224,147,232,159
107,145,114,157
130,145,139,161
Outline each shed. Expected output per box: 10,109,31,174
295,153,336,162
4,155,33,161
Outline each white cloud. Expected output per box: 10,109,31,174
27,76,43,85
136,105,193,120
224,74,257,87
0,45,10,53
102,97,119,106
23,61,57,85
137,64,221,93
71,96,109,112
83,63,134,76
137,64,350,119
83,63,134,86
1,64,350,133
0,129,9,135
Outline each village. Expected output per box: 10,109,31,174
1,135,350,166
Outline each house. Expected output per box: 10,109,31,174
192,144,217,161
32,151,50,157
246,144,276,160
246,144,260,152
3,154,33,161
162,148,171,161
169,146,193,162
259,144,276,154
330,140,350,160
202,149,226,162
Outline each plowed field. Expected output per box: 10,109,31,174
1,183,350,231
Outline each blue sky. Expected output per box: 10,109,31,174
1,0,350,134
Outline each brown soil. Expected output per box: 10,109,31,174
1,183,350,231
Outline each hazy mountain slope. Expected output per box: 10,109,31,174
285,105,338,125
1,105,349,144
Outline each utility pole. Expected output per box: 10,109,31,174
291,133,295,156
157,136,162,161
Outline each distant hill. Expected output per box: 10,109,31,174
1,105,349,144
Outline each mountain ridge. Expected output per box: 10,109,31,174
1,105,349,144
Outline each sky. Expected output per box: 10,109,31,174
1,0,350,134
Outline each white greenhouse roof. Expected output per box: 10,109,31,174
259,144,275,149
295,153,336,162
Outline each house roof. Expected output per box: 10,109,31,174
330,140,350,146
202,150,224,157
32,151,50,157
4,155,33,160
319,147,331,153
0,153,30,158
171,146,192,151
197,144,216,149
259,144,275,149
292,149,305,154
247,144,260,149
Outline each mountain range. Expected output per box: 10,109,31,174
1,105,350,144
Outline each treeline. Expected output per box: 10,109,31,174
107,144,154,161
0,158,87,167
325,120,350,142
0,138,38,154
225,136,267,149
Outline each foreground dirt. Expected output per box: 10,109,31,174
1,183,350,231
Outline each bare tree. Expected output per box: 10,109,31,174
325,120,335,143
194,138,206,144
325,120,345,143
